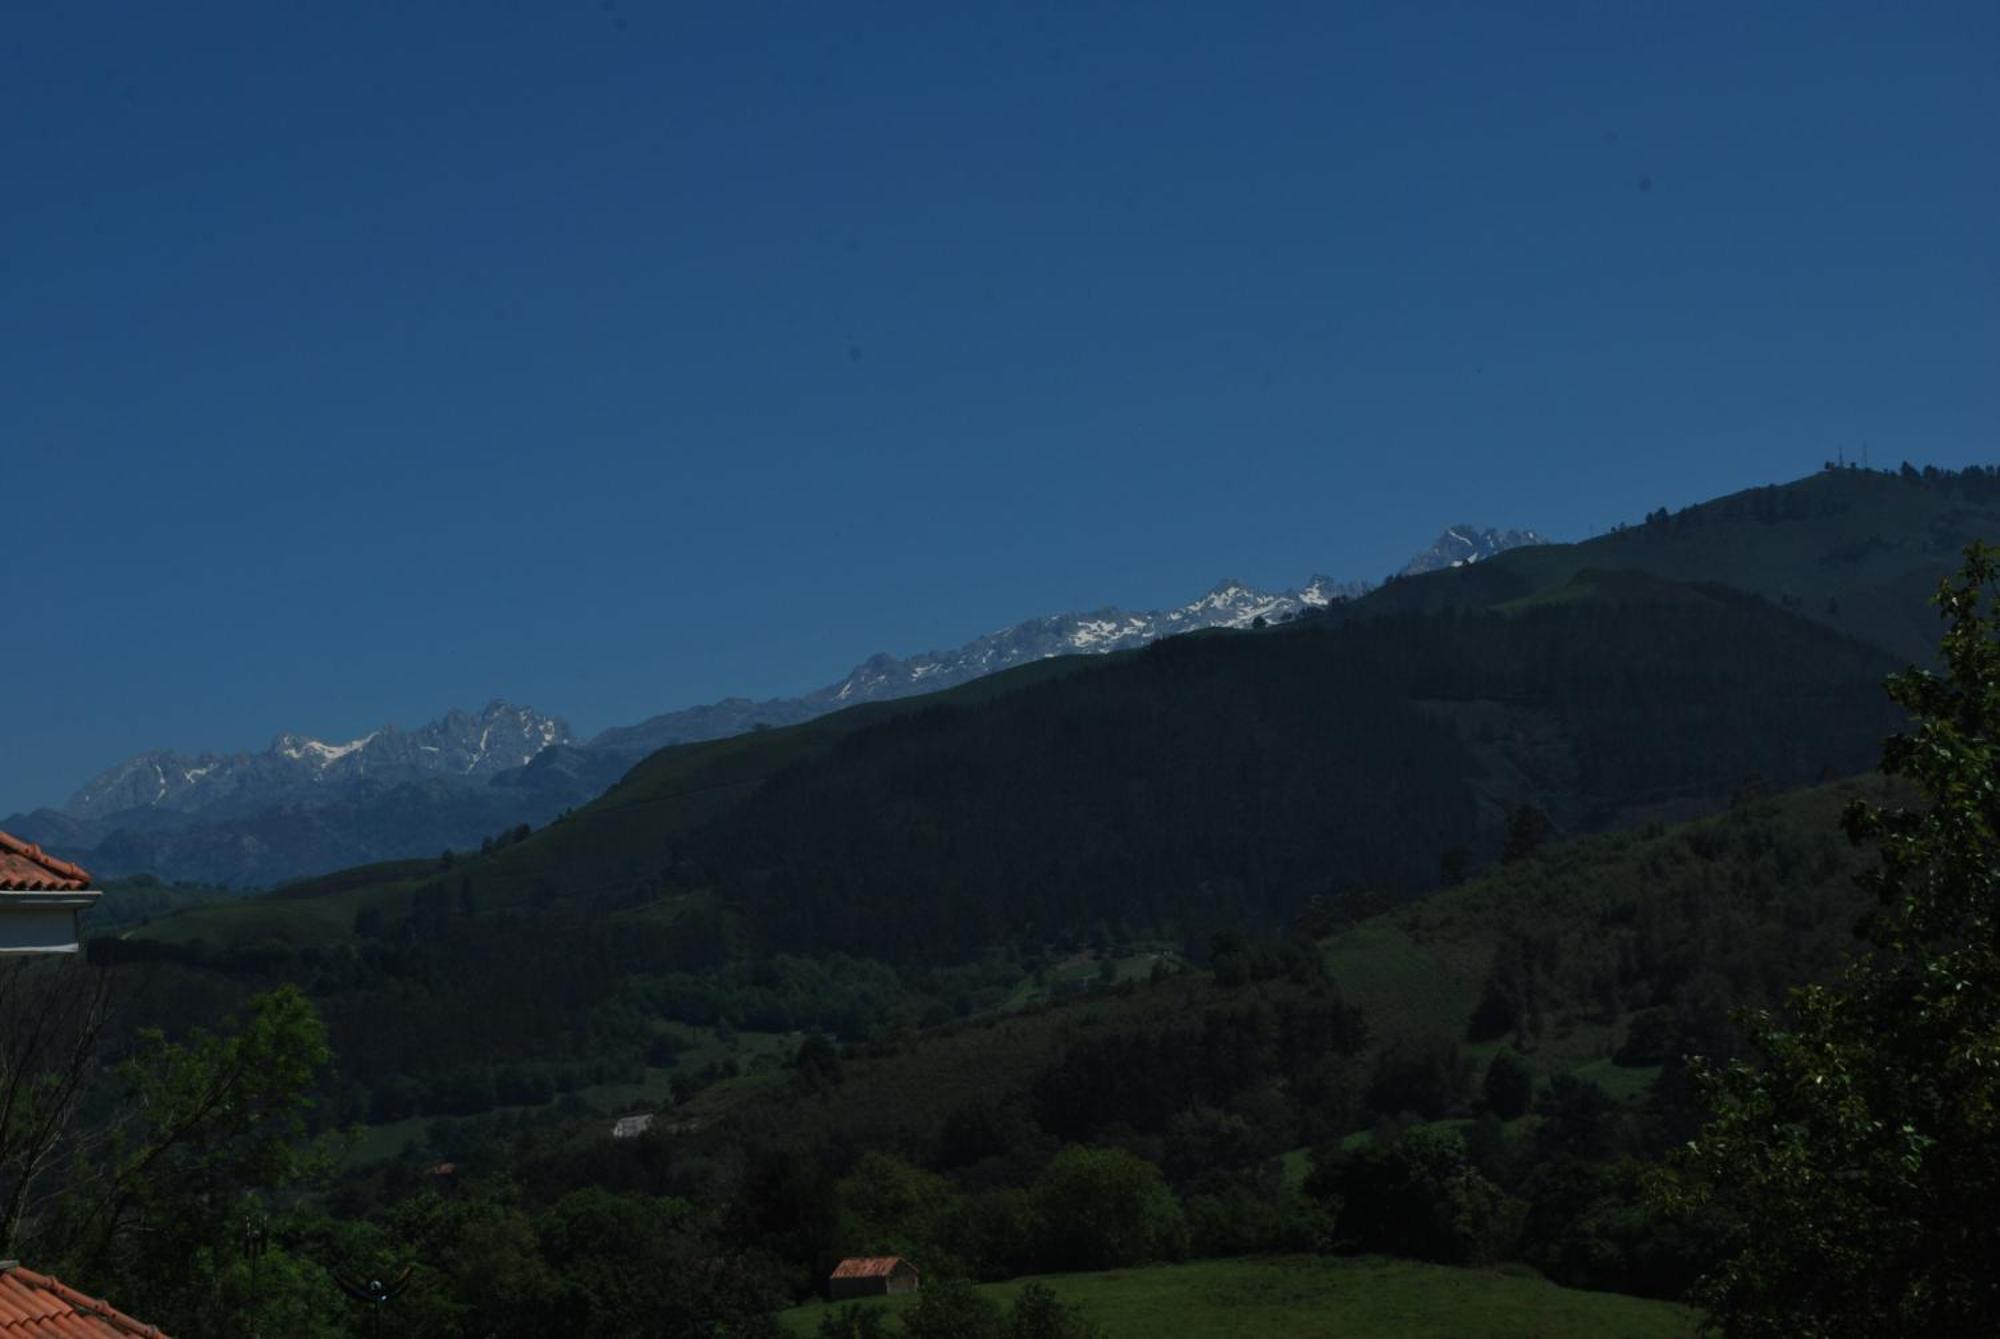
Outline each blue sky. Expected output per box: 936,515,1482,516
4,1,1996,814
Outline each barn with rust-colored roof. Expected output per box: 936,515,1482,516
827,1256,919,1301
0,1261,169,1336
0,834,100,954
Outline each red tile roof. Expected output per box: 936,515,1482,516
0,835,92,893
828,1257,912,1280
0,1264,167,1336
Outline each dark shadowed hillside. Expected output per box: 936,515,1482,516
689,575,1901,961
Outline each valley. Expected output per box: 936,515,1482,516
16,465,2000,1337
16,7,1994,1332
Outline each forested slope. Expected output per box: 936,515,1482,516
693,576,1899,961
1348,465,2000,666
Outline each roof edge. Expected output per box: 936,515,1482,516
1,1263,169,1336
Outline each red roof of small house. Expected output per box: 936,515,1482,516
0,835,92,893
828,1257,915,1280
0,1263,168,1336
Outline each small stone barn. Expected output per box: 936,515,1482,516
827,1256,920,1301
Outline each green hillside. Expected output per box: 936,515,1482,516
99,575,1901,1130
122,650,1115,952
682,574,1898,962
75,762,1894,1335
777,1257,1699,1339
663,778,1878,1162
66,467,1998,1338
1351,466,2000,666
121,465,1983,966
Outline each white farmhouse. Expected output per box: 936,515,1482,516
0,832,101,953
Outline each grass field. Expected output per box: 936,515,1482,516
777,1256,1700,1339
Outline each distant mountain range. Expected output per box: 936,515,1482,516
592,525,1542,754
66,702,571,822
7,525,1542,886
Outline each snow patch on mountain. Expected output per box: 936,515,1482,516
66,702,574,822
1399,525,1548,576
588,524,1542,759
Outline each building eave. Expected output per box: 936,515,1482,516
0,890,101,910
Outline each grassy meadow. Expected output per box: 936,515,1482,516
777,1256,1700,1339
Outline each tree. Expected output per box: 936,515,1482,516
792,1034,844,1094
1467,938,1532,1042
1481,1049,1534,1121
1029,1146,1186,1271
724,1146,839,1298
1502,804,1554,863
1307,1125,1511,1264
1007,1280,1104,1339
836,1151,956,1272
817,1304,890,1338
1366,1035,1469,1120
901,1277,1003,1339
0,959,108,1253
1661,546,2000,1336
32,984,341,1338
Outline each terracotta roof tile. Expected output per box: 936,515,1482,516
0,1264,167,1336
829,1257,911,1280
0,835,92,893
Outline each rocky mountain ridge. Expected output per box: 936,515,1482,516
1400,525,1548,574
66,702,571,822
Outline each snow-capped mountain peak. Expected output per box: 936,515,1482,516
274,732,378,767
66,702,574,821
801,572,1370,711
1399,525,1547,575
590,523,1542,760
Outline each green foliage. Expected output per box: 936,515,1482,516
386,1182,561,1336
778,1256,1702,1339
1029,1146,1188,1271
818,1303,891,1338
1665,546,2000,1336
32,985,338,1339
348,1180,783,1339
1502,804,1554,863
1482,1049,1534,1120
901,1277,1004,1339
836,1151,959,1273
1366,1035,1471,1120
1006,1280,1104,1339
794,1032,845,1094
1308,1125,1512,1264
728,1145,842,1298
0,961,107,1254
709,589,1897,963
1032,986,1366,1144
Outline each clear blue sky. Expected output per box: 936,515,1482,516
4,1,1995,814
